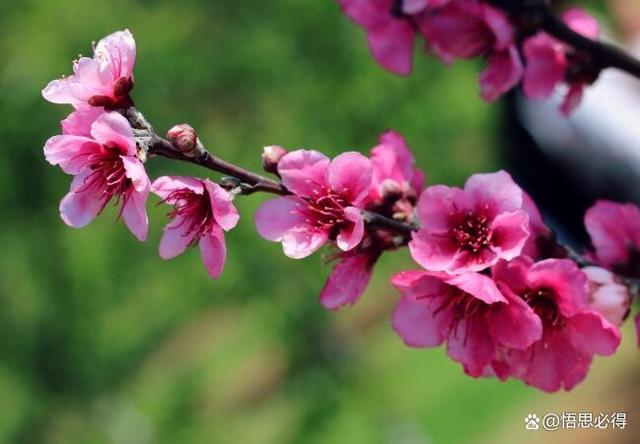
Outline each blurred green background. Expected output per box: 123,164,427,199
0,1,636,443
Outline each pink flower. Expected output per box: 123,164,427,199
337,0,420,75
523,9,600,115
367,130,424,211
417,1,521,100
583,266,631,327
391,270,541,376
42,30,136,110
151,176,239,279
409,171,530,274
492,258,621,392
320,131,425,310
255,150,372,259
419,0,511,62
584,200,640,276
320,248,381,309
44,112,149,241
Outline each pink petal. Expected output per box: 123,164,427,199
73,57,109,97
584,200,640,268
419,1,489,63
121,187,149,241
150,176,204,200
566,311,621,356
59,171,107,228
199,225,227,279
328,152,373,205
281,227,329,259
482,5,513,51
336,206,365,251
523,33,566,99
392,295,453,347
338,0,388,28
479,46,523,102
391,270,451,300
158,216,196,259
254,196,307,242
62,108,105,137
121,156,150,193
489,284,542,349
520,331,591,392
402,0,429,15
563,8,599,40
42,76,80,105
95,29,137,79
445,272,506,304
44,135,101,174
90,112,136,156
446,318,496,377
278,150,330,198
367,19,415,75
415,185,470,232
464,170,523,217
408,229,459,272
489,210,530,260
319,252,376,310
560,83,585,116
204,180,239,231
583,266,630,326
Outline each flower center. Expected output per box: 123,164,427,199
429,288,486,344
165,188,213,244
78,147,132,214
523,289,564,329
306,190,349,231
453,212,490,253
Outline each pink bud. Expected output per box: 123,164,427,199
262,145,288,174
167,124,199,157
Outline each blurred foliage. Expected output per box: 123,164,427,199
0,1,632,444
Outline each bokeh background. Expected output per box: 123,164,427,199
0,1,637,443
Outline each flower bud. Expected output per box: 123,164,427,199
167,124,199,157
583,266,631,326
262,145,288,175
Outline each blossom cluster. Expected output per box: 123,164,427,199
43,30,239,279
42,29,638,394
338,0,601,114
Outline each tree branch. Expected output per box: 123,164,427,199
486,0,640,79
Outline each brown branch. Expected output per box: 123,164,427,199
486,0,640,79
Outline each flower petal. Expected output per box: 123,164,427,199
150,176,204,200
255,196,307,242
158,216,196,259
121,187,149,241
392,295,453,348
90,112,136,155
204,180,239,231
328,152,373,205
59,171,107,228
44,135,101,174
278,150,330,198
320,252,376,310
199,225,227,279
336,206,364,251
